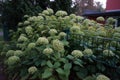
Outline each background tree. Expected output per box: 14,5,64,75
74,0,105,15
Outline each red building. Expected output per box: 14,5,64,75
83,0,120,27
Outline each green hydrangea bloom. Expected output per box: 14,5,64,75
43,48,53,55
47,8,54,15
70,26,80,34
83,49,93,56
103,50,114,57
27,43,36,50
106,17,116,24
59,32,67,37
24,15,29,18
6,50,14,57
96,75,110,80
52,39,64,52
69,14,76,19
14,50,23,57
114,27,120,33
55,10,68,17
42,10,50,15
36,37,49,45
97,31,107,37
28,16,37,22
28,66,38,74
24,21,30,25
18,22,23,27
25,26,33,35
96,17,105,22
49,29,57,36
113,32,120,38
7,56,20,65
18,35,28,42
71,50,83,58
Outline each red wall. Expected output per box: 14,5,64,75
106,0,120,11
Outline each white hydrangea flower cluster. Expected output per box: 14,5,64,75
83,49,93,56
49,29,57,36
25,26,33,35
14,50,24,57
52,39,64,52
107,17,116,24
6,50,14,57
59,32,67,38
96,75,110,80
36,37,49,45
7,56,20,65
18,35,28,42
28,66,38,74
103,50,114,57
69,14,76,19
43,48,53,55
96,17,105,22
27,43,36,50
47,8,54,15
24,21,30,25
42,10,50,15
55,10,68,17
70,26,80,34
71,50,83,58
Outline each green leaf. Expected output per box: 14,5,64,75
53,62,61,68
76,68,88,79
64,63,72,70
47,60,53,68
87,65,96,73
67,55,74,60
73,61,83,67
97,63,105,72
42,68,52,79
41,60,46,66
35,59,41,66
56,68,64,75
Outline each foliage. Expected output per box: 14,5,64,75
1,9,120,80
